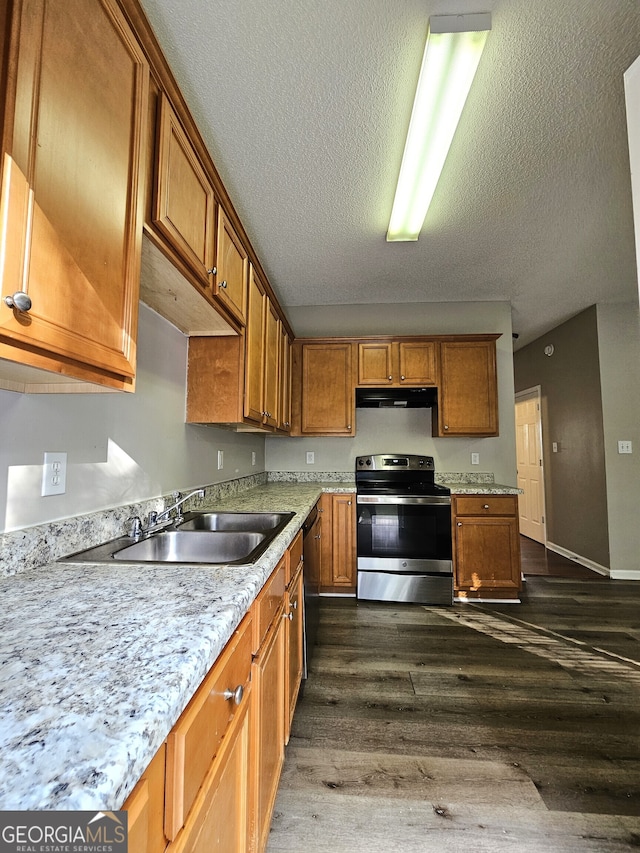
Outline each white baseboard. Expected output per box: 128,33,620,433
545,541,610,576
454,597,521,604
610,569,640,580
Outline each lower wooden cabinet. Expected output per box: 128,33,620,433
121,537,305,853
122,742,168,853
319,492,356,594
453,495,522,601
285,562,304,741
250,557,287,853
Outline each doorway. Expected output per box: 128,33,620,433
515,387,546,544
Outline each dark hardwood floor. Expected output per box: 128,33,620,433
267,539,640,852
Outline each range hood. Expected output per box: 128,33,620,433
355,387,438,409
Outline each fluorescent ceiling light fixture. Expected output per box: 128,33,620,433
387,13,491,242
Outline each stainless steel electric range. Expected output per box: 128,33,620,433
355,454,453,605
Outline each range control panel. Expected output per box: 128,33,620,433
356,454,435,472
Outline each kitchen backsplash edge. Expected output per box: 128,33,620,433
0,473,267,578
1,470,496,577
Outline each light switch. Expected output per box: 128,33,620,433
618,440,633,454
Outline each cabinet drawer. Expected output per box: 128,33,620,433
253,558,286,651
165,613,252,840
454,495,518,516
286,531,303,585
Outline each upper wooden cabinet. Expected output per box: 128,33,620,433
278,322,292,432
186,265,291,433
292,341,355,436
358,340,437,387
0,0,149,392
435,338,499,436
152,93,216,291
214,207,248,327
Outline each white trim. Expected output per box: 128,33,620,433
545,541,610,576
454,597,521,604
610,569,640,581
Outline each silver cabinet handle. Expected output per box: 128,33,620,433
444,425,449,430
400,375,406,380
483,504,490,510
206,266,217,275
223,684,244,705
457,522,462,526
388,375,393,381
219,280,228,289
4,291,32,312
283,611,294,621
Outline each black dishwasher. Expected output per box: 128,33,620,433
301,503,321,677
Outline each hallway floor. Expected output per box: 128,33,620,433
267,541,640,851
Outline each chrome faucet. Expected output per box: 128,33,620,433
129,488,205,538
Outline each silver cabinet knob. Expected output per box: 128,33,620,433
283,611,294,621
388,375,393,381
444,425,449,430
483,504,490,510
400,375,406,380
223,684,244,705
219,280,228,289
206,266,217,275
4,291,32,312
457,522,462,526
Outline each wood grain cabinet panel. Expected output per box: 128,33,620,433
214,206,248,326
152,92,216,290
0,0,148,391
358,340,437,386
164,614,252,841
453,495,521,600
319,492,356,594
436,339,499,436
294,341,354,436
122,743,167,853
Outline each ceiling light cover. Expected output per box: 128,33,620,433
387,13,491,242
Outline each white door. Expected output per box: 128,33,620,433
515,388,546,543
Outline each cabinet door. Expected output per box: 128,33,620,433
319,493,356,593
251,613,285,853
398,341,437,384
153,93,216,290
215,207,248,326
168,698,250,853
437,340,498,436
122,743,167,853
285,567,304,740
262,298,280,429
300,342,354,435
358,342,394,385
0,0,148,389
244,267,267,424
454,515,521,595
278,322,292,433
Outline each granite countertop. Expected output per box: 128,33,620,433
445,483,521,495
0,482,354,811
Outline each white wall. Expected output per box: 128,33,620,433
0,305,266,532
624,53,640,299
597,302,640,578
266,302,517,485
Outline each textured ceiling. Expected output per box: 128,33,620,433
138,0,640,348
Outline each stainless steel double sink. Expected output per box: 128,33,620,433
62,511,295,566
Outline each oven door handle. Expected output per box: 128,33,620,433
356,495,451,506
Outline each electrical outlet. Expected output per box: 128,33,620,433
41,451,67,496
217,450,224,469
306,451,315,464
471,452,480,465
251,451,256,466
618,440,633,454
